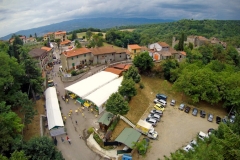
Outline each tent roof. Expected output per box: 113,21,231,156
98,112,114,126
45,87,64,130
115,128,141,149
84,77,123,107
65,71,119,98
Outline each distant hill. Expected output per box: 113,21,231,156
0,18,174,40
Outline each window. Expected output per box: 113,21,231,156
120,55,121,58
112,53,113,55
77,56,78,58
72,57,73,60
85,59,86,62
134,49,136,53
84,54,86,57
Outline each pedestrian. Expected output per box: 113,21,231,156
75,120,78,125
54,137,58,146
82,113,85,117
70,109,73,113
61,137,64,143
66,99,69,103
75,109,78,114
79,134,82,139
90,108,93,113
68,138,71,144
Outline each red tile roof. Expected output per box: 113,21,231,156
128,44,141,50
63,47,91,57
104,68,123,75
60,39,71,45
90,46,115,55
113,64,126,70
41,46,52,52
180,51,186,56
124,64,131,70
55,31,66,35
158,42,169,47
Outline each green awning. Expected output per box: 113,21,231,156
98,112,114,126
115,128,141,149
76,97,84,104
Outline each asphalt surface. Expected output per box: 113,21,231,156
48,63,107,160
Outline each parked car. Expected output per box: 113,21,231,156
200,110,206,118
156,94,167,101
198,131,208,141
150,110,163,117
185,106,191,113
192,108,198,116
145,118,157,127
208,128,215,135
170,99,176,106
153,99,167,107
222,116,228,124
189,140,197,147
208,114,214,122
147,113,161,122
138,138,150,155
179,103,185,110
183,144,194,152
154,104,165,111
216,116,221,124
229,115,236,123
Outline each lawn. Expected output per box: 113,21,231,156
103,42,123,49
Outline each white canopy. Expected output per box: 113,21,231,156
45,87,64,130
84,76,123,107
65,71,119,98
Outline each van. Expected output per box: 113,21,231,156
156,94,167,101
198,131,208,141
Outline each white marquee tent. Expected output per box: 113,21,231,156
65,71,119,98
45,87,64,136
84,76,123,114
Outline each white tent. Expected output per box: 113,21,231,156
65,71,119,98
45,87,64,130
84,76,123,113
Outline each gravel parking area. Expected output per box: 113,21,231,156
132,102,227,160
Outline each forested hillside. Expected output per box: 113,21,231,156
130,20,240,46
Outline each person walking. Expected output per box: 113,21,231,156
68,138,71,144
75,120,78,125
61,137,64,143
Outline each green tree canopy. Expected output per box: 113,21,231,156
106,93,129,115
119,77,137,100
133,51,154,72
74,40,82,48
23,136,64,160
71,31,77,41
123,66,141,83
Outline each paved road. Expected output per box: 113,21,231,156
49,64,105,160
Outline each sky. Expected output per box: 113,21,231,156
0,0,240,37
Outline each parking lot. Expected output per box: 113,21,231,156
133,100,227,160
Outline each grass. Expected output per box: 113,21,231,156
103,42,123,49
120,29,135,32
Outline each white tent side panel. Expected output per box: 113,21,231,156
84,76,123,110
65,71,119,98
45,87,64,130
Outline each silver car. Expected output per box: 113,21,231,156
208,114,214,122
147,113,161,122
179,103,185,110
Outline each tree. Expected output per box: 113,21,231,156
29,34,32,37
161,59,179,82
119,78,137,100
178,33,184,51
74,40,82,48
133,138,150,156
124,66,141,83
55,39,61,48
133,51,154,72
71,31,77,41
0,102,24,154
23,136,64,160
86,30,92,40
106,93,129,115
34,33,37,38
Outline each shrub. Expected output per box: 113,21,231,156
139,82,144,89
87,127,94,134
71,70,77,76
93,133,114,150
108,116,120,131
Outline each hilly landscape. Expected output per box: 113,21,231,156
0,17,174,40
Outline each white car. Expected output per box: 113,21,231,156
198,131,208,141
153,99,167,107
183,144,194,152
147,113,161,122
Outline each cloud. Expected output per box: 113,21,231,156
0,0,239,37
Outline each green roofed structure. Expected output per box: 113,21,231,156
115,128,141,149
98,112,114,131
